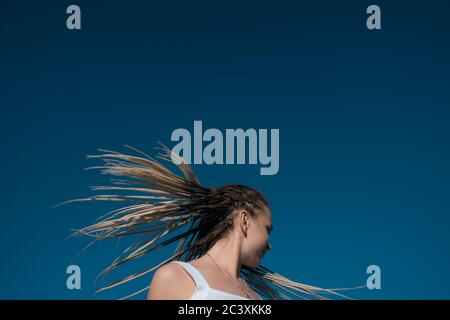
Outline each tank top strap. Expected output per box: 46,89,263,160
174,261,210,290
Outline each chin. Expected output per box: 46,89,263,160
243,255,262,268
244,259,259,268
253,257,262,268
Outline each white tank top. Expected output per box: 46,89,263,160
174,261,261,300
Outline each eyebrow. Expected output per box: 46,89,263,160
267,224,273,233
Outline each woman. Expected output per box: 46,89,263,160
58,144,356,300
147,185,273,300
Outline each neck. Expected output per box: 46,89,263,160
206,235,242,279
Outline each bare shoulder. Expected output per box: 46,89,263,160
146,262,196,300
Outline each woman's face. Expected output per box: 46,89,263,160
240,205,273,268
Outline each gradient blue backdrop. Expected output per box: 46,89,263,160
1,0,449,299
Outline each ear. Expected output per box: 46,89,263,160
239,209,249,237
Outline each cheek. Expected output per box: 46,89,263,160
253,230,268,248
245,232,264,251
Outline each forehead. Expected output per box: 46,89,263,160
257,205,272,223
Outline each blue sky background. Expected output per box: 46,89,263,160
1,0,449,299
